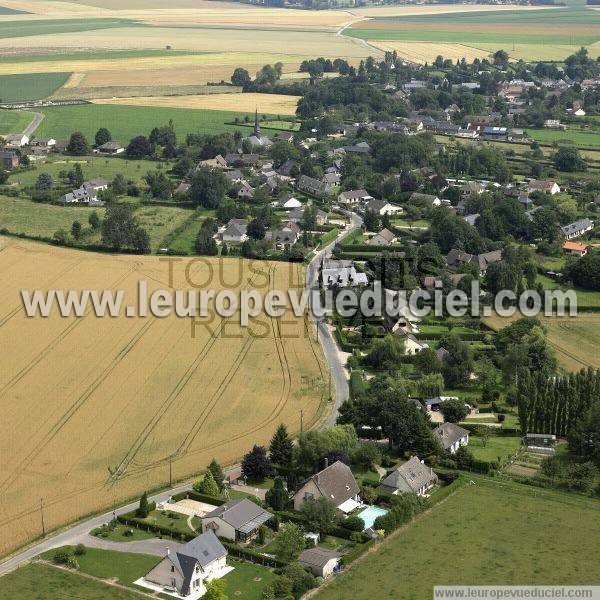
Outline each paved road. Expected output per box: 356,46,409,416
23,111,44,137
0,482,194,576
306,212,363,426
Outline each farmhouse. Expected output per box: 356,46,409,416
561,218,594,240
224,153,259,168
31,137,56,148
198,154,228,170
3,133,28,148
562,241,588,257
527,180,560,195
96,141,125,155
0,150,19,170
365,199,403,216
337,189,372,205
321,258,368,289
202,499,273,543
59,181,107,205
366,228,397,247
140,531,229,599
293,460,360,513
377,456,438,496
434,422,470,453
299,548,341,578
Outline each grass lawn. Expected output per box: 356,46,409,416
352,469,381,486
0,18,141,39
0,195,104,240
40,546,160,588
11,155,171,188
315,477,600,600
136,509,196,536
222,558,277,600
0,562,140,599
90,522,156,543
0,73,71,103
468,435,522,463
134,205,194,252
0,109,34,135
36,104,271,143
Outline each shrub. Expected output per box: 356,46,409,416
53,549,72,564
342,515,365,532
74,544,86,556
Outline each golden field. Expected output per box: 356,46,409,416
484,312,600,373
93,92,301,114
370,41,491,65
0,237,327,557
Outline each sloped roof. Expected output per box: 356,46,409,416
203,498,272,533
378,456,438,494
299,461,359,507
434,422,470,450
299,547,341,568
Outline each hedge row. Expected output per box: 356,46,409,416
117,514,195,542
459,423,521,436
220,540,289,568
171,490,226,506
340,538,376,566
417,332,485,342
349,371,367,400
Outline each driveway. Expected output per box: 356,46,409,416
23,111,44,137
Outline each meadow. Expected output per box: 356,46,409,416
0,17,141,38
0,108,32,134
526,127,600,151
484,312,600,373
316,478,600,600
0,563,140,600
0,237,327,558
34,104,269,141
0,72,70,102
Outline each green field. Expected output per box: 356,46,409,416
0,109,33,134
0,562,140,600
0,73,71,103
40,546,160,589
0,49,208,63
223,558,278,600
315,478,600,600
527,127,600,150
35,104,264,142
468,435,522,463
0,18,142,39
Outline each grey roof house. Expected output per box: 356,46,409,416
377,456,438,496
141,531,228,599
202,498,273,543
299,547,341,578
434,422,470,453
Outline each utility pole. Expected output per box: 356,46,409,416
169,456,173,488
300,409,304,435
329,370,332,398
40,498,45,538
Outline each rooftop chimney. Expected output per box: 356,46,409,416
323,457,329,469
166,547,170,556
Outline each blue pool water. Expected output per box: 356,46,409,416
357,505,388,530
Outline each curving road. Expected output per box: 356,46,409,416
23,111,44,138
306,212,363,426
0,214,362,576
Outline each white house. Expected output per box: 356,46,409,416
299,548,341,578
337,189,372,205
364,198,403,216
321,259,368,289
275,194,302,210
219,219,248,243
527,179,560,195
433,422,470,453
3,133,29,148
139,532,230,600
561,218,594,240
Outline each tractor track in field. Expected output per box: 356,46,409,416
107,267,268,484
0,318,157,497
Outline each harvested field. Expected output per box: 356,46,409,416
484,312,600,372
369,41,491,64
53,84,240,100
94,92,301,115
0,237,327,557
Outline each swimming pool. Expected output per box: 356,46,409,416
357,505,388,530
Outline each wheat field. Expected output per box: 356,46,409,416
0,237,327,557
93,92,301,114
370,41,491,64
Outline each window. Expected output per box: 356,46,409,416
171,566,175,573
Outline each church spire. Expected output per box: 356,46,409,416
254,108,260,137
